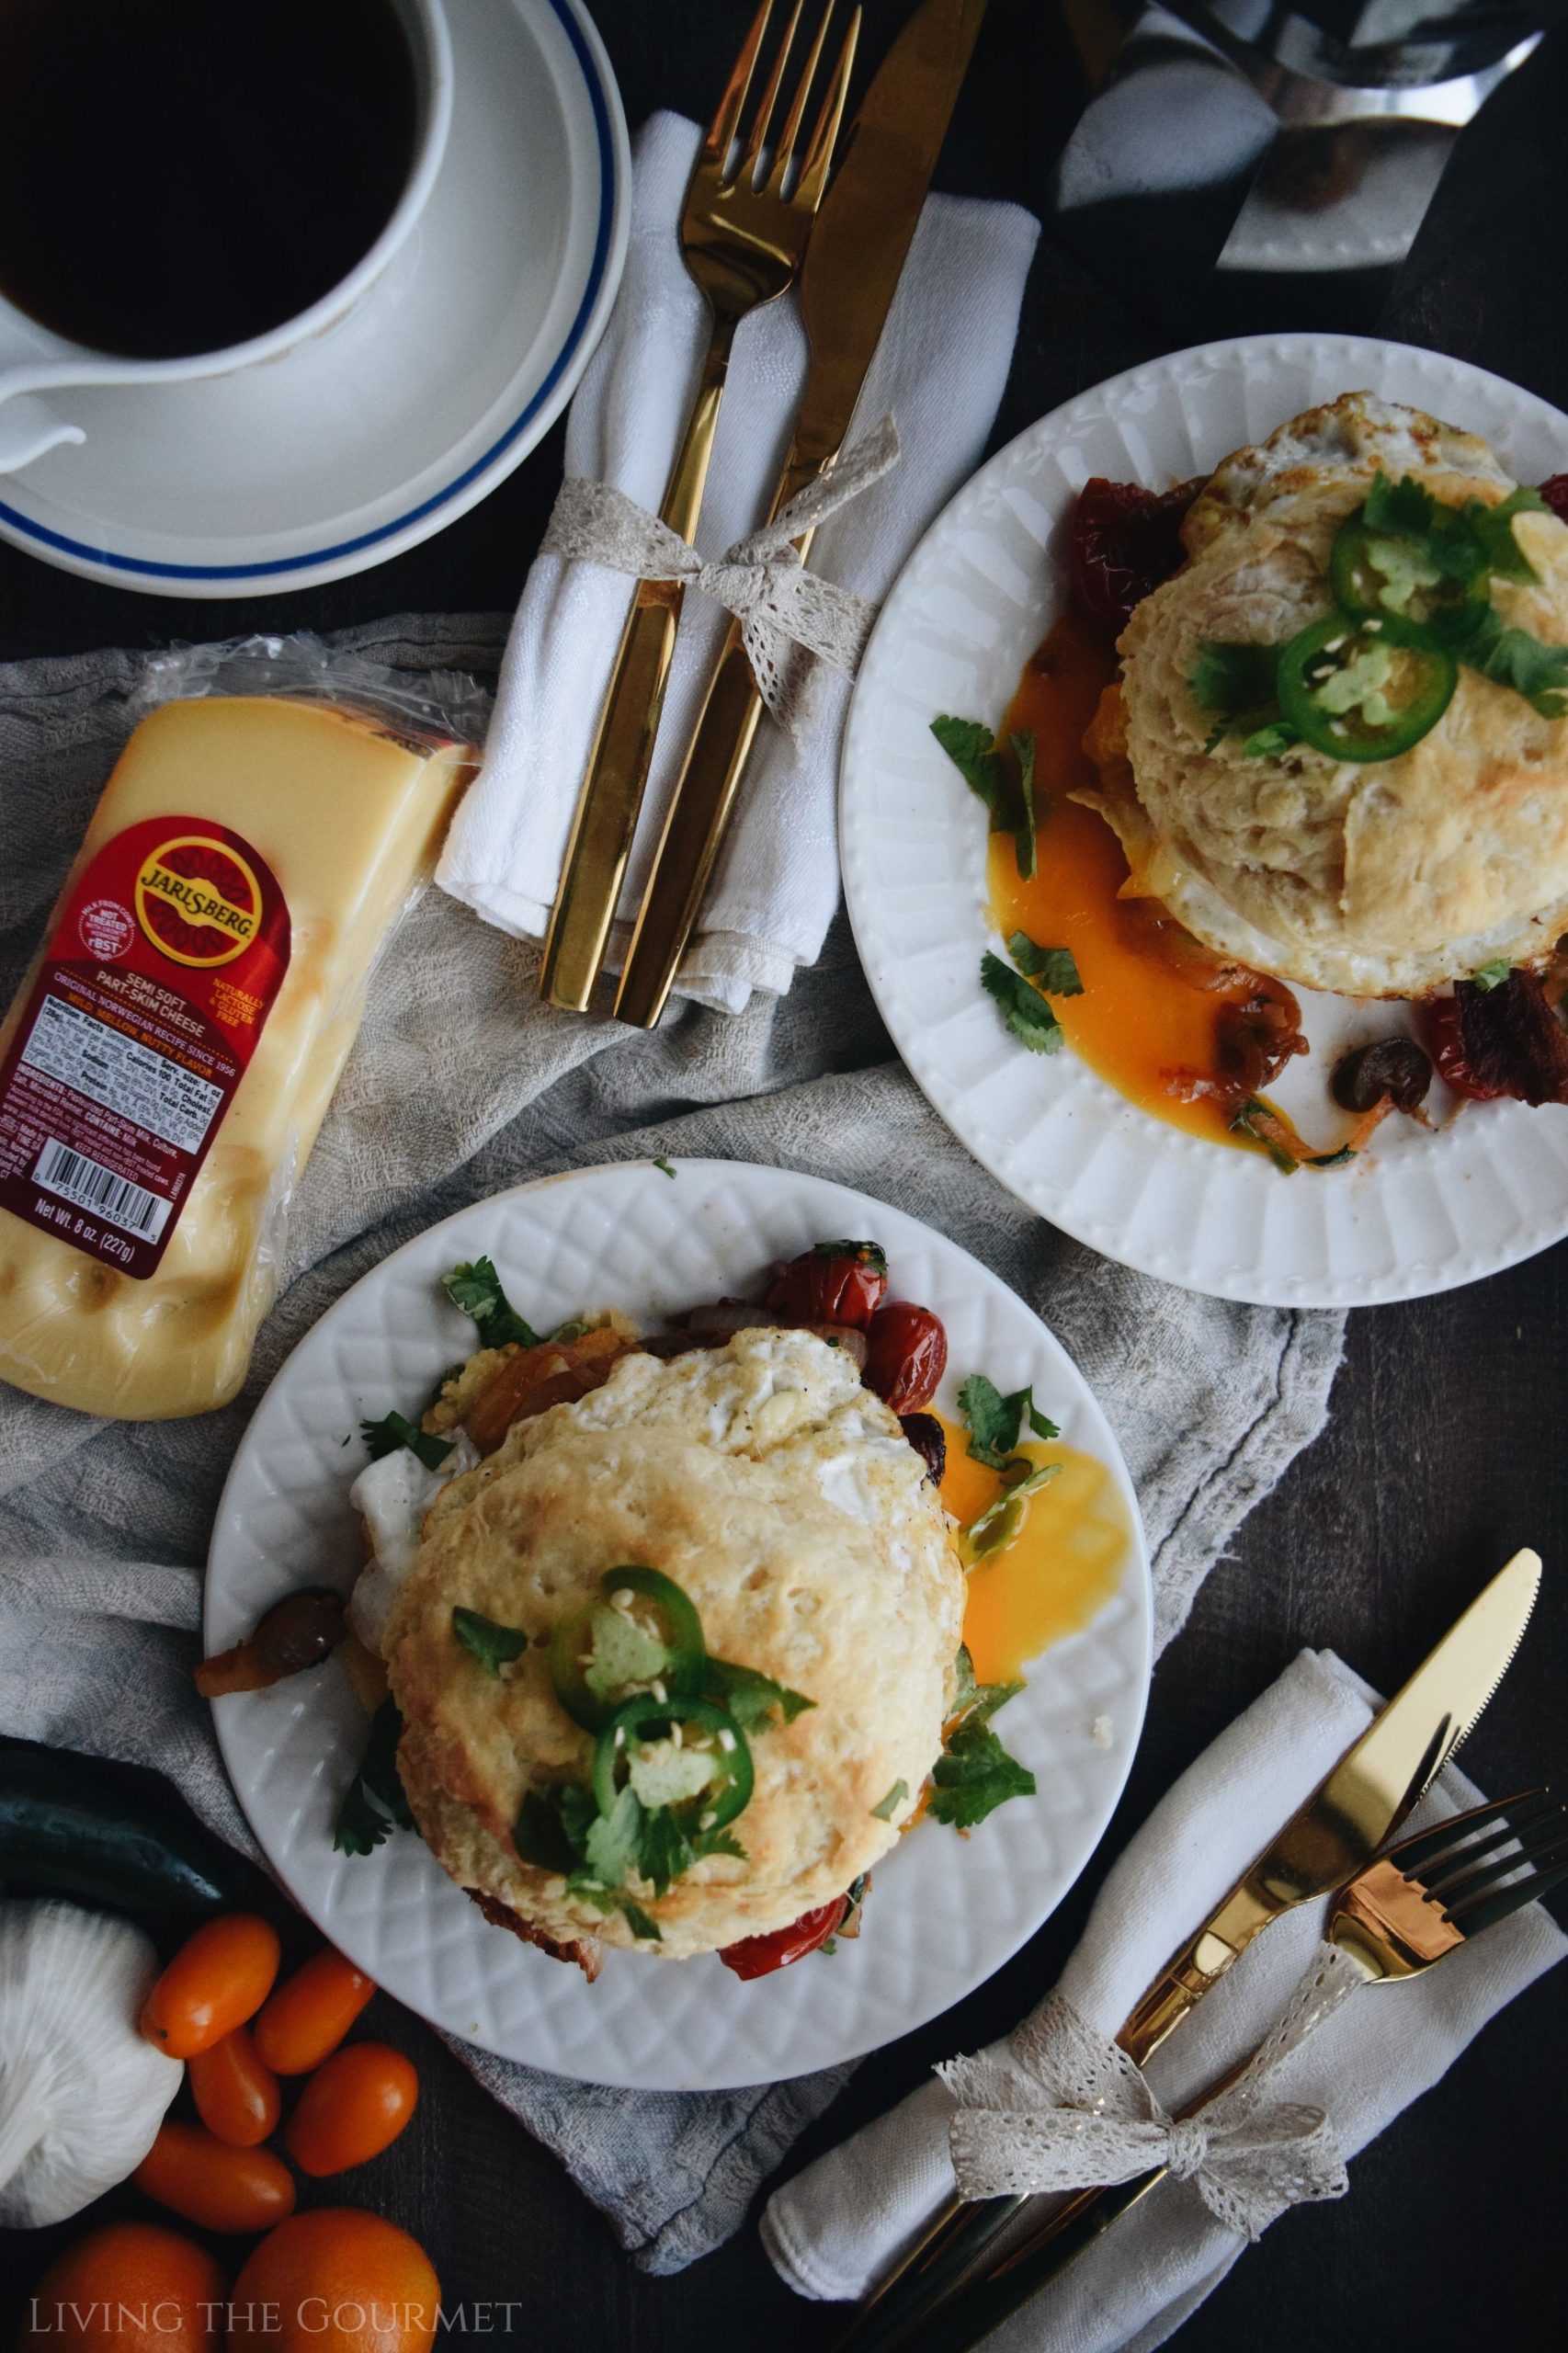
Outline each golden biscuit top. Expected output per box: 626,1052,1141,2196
384,1331,965,1958
1108,392,1568,998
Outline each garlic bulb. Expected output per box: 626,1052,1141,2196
0,1900,182,2226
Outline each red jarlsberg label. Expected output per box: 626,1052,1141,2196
0,815,290,1279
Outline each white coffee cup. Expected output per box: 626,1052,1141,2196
0,0,452,475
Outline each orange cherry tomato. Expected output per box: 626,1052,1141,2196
140,1913,281,2059
285,2043,419,2177
187,2025,282,2147
253,1948,375,2075
133,2120,296,2234
24,2222,226,2353
228,2211,437,2353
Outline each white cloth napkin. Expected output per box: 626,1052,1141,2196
436,110,1040,1013
762,1648,1564,2347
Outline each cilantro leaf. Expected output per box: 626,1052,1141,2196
1471,959,1512,991
557,1783,598,1851
1008,933,1082,996
981,952,1063,1054
1468,484,1547,583
933,716,1038,879
967,1461,1061,1555
700,1655,815,1729
1230,1097,1300,1175
1464,613,1568,718
813,1239,889,1273
957,1373,1059,1472
584,1786,645,1890
871,1779,908,1822
334,1699,414,1857
1010,732,1039,881
566,1876,665,1942
452,1606,529,1677
653,1157,676,1178
443,1256,539,1349
1243,720,1301,758
691,1824,746,1863
932,714,1012,826
360,1410,454,1473
1363,472,1546,590
1189,642,1300,758
1190,640,1281,716
928,1716,1037,1828
949,1645,1025,1729
515,1789,580,1875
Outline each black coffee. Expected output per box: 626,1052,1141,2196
0,0,419,359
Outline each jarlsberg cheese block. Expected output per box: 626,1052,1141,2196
0,696,472,1418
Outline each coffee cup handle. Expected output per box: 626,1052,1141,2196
0,390,86,473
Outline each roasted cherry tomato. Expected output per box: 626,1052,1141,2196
1418,995,1509,1100
132,2121,295,2234
1539,474,1568,526
187,2025,281,2146
862,1302,948,1415
718,1896,847,1980
140,1914,280,2059
1277,615,1456,762
1068,476,1199,634
284,2042,420,2177
252,1949,375,2076
766,1241,888,1330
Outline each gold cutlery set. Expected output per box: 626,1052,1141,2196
840,1547,1562,2351
540,0,989,1025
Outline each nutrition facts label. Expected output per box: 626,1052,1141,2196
19,991,222,1155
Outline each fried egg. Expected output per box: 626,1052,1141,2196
1099,392,1568,998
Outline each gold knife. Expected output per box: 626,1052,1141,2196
613,0,990,1026
843,1546,1542,2352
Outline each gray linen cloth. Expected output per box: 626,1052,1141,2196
0,620,1346,2273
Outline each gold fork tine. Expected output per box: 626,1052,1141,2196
702,0,774,169
794,6,860,209
738,1,804,181
539,0,852,1014
764,1,835,193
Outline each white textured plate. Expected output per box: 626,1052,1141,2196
207,1161,1151,2090
841,334,1568,1307
0,0,629,595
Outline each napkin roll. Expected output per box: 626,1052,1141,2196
763,1649,1564,2347
437,110,1040,1014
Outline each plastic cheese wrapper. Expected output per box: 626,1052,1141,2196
0,634,484,1420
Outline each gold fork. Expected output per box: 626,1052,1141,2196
846,1788,1568,2353
539,0,861,1013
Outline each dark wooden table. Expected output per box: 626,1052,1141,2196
3,6,1563,2347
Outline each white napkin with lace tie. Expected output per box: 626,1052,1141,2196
762,1648,1564,2348
436,109,1040,1013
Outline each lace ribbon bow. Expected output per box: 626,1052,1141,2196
540,414,902,742
940,1963,1356,2245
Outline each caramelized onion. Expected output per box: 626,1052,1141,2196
197,1588,345,1698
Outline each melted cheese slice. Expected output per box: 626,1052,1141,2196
0,696,471,1418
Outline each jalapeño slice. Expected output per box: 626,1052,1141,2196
1278,615,1456,763
593,1694,753,1829
1328,509,1487,649
547,1567,707,1732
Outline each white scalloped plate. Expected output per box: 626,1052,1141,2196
207,1160,1151,2090
841,334,1568,1306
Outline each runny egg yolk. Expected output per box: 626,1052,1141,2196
989,605,1301,1152
937,1414,1130,1685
